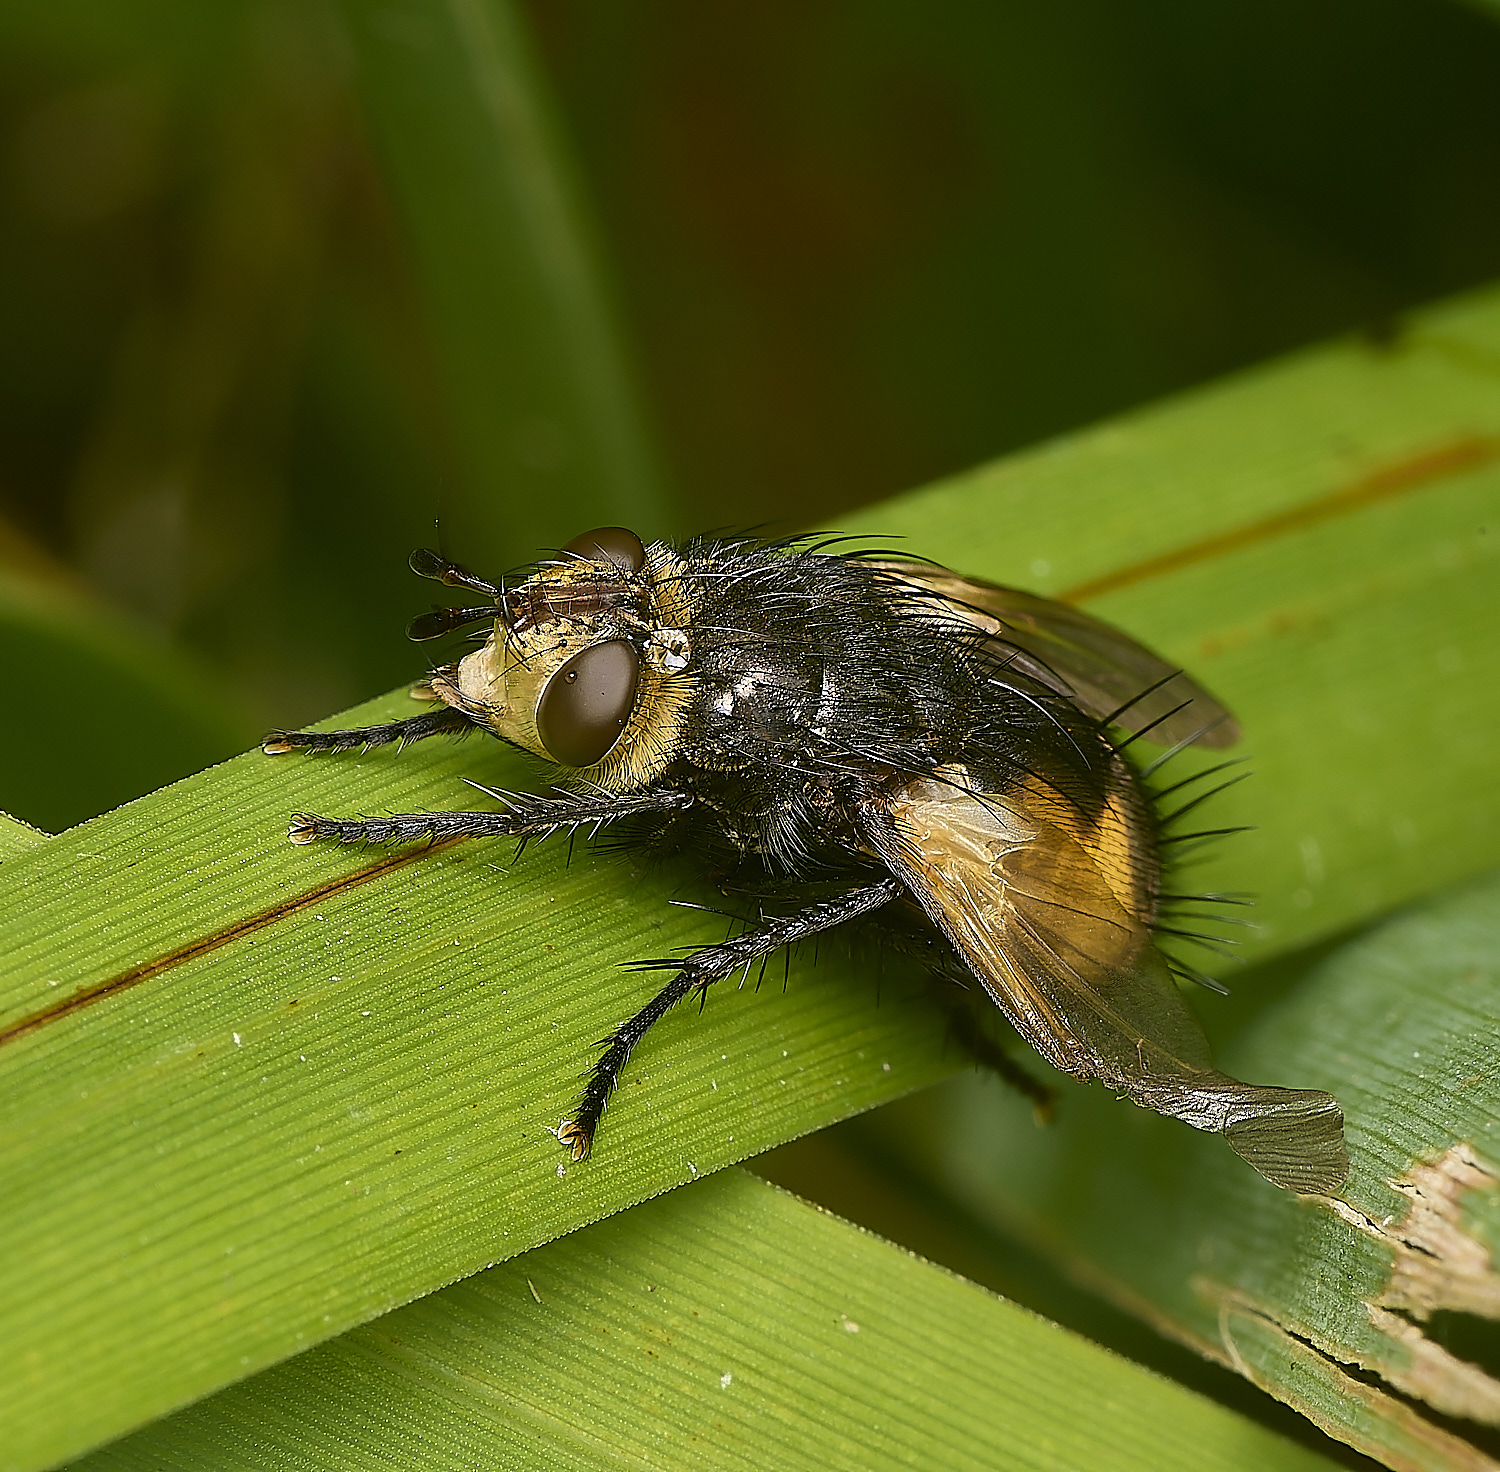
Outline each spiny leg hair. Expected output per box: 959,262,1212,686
263,704,473,756
289,786,694,846
557,876,902,1160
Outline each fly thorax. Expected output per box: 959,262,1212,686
698,643,827,761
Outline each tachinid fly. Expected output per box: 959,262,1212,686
265,528,1349,1194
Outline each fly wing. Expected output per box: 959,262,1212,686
867,559,1239,749
863,773,1347,1193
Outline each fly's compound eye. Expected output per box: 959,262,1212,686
536,640,640,766
562,526,646,573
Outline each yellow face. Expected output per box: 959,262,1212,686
434,540,698,792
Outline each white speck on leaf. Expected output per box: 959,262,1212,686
720,1372,733,1389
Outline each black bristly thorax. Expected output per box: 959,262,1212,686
664,543,1120,874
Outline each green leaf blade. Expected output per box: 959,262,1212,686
78,1173,1342,1472
0,714,954,1470
866,872,1500,1469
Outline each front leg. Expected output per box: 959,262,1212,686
263,698,472,755
558,877,902,1161
288,785,695,846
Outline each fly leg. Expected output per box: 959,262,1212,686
263,702,473,755
285,786,695,846
558,877,902,1160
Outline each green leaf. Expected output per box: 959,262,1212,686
336,0,671,567
0,712,956,1471
75,1170,1341,1472
5,281,1500,1467
0,809,49,860
865,872,1500,1471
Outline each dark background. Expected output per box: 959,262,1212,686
4,0,1500,832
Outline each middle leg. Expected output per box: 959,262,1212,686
558,876,903,1159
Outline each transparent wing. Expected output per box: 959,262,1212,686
863,774,1347,1194
868,559,1239,749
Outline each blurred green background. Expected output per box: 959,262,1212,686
4,0,1500,834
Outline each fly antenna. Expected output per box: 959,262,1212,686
409,547,502,599
406,605,501,641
